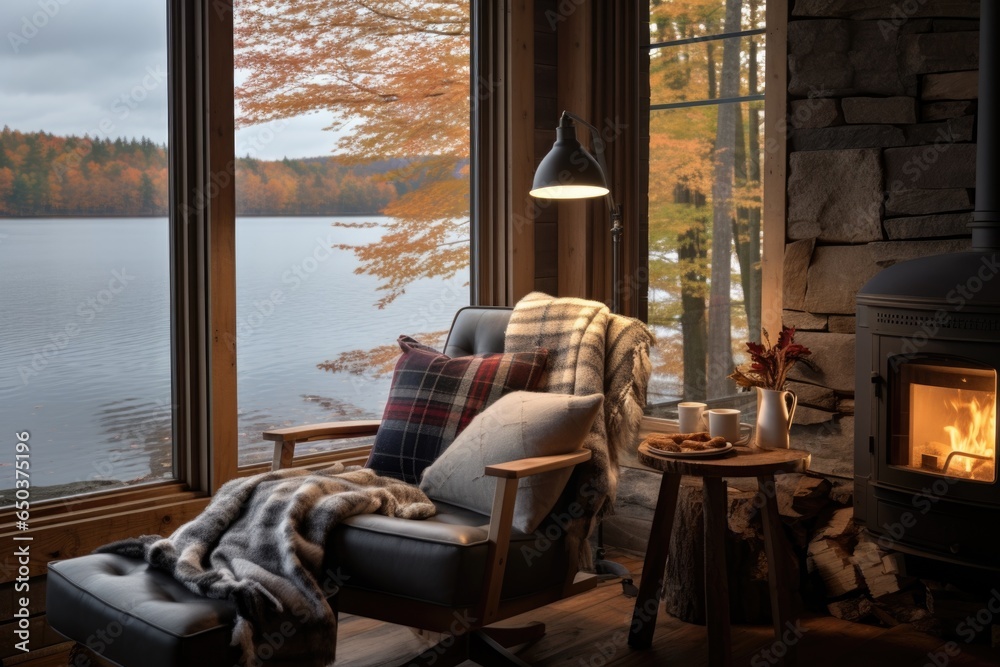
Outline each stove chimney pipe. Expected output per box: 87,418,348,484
972,0,1000,250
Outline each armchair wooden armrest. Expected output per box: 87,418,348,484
263,420,381,471
484,450,592,479
480,448,593,625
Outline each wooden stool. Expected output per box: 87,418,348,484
627,442,811,667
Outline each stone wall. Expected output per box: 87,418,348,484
783,0,979,481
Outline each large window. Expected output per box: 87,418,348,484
0,0,172,503
231,1,472,465
646,0,766,404
0,0,514,599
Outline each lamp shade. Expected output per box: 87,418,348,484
529,119,609,200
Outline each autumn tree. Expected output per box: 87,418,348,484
139,173,157,215
706,0,741,397
648,0,765,400
234,0,471,308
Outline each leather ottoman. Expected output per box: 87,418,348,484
47,554,241,667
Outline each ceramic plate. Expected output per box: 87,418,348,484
645,442,734,458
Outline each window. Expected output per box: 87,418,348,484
0,0,172,503
231,0,472,466
646,0,767,404
0,0,509,591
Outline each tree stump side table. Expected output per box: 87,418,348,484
627,442,811,667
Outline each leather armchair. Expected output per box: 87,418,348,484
262,306,598,666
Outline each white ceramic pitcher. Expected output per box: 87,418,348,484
755,387,797,449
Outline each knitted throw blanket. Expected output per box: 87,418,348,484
504,292,654,564
98,466,435,667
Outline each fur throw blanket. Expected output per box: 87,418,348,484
98,466,436,667
504,292,654,565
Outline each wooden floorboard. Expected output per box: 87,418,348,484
333,550,1000,667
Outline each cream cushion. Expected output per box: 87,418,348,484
420,391,603,533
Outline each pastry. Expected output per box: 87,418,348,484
680,441,708,450
669,431,711,444
645,433,676,447
644,434,682,452
644,431,725,454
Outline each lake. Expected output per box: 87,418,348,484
0,217,469,495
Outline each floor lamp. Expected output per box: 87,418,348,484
530,111,633,585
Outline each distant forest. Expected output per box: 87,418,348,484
0,127,432,217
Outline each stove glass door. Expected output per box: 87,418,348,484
890,359,996,483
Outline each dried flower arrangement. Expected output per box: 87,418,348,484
728,326,812,391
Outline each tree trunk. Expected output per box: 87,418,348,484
679,222,708,400
706,0,741,397
731,60,763,342
742,1,763,342
663,479,794,625
732,98,751,337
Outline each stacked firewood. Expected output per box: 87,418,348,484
806,508,999,646
806,507,915,622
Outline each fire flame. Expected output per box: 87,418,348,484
943,392,996,477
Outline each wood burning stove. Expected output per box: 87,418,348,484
855,257,1000,566
854,264,1000,567
854,2,1000,567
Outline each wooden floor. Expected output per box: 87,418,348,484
334,551,1000,667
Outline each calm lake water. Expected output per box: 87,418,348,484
0,217,468,494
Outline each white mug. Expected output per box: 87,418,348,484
677,401,708,433
707,408,752,445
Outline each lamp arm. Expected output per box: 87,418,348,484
561,111,620,218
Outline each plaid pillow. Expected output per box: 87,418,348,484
366,336,548,484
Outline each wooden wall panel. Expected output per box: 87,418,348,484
589,1,645,316
509,0,536,301
555,0,593,299
475,0,539,305
534,0,559,293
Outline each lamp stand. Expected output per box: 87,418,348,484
610,204,623,315
530,111,633,587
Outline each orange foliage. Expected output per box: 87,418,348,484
0,128,168,217
234,0,471,306
317,331,448,377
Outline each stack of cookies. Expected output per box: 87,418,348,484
644,431,728,453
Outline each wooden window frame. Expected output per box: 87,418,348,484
761,0,788,339
473,0,535,306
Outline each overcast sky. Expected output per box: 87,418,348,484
0,0,338,160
